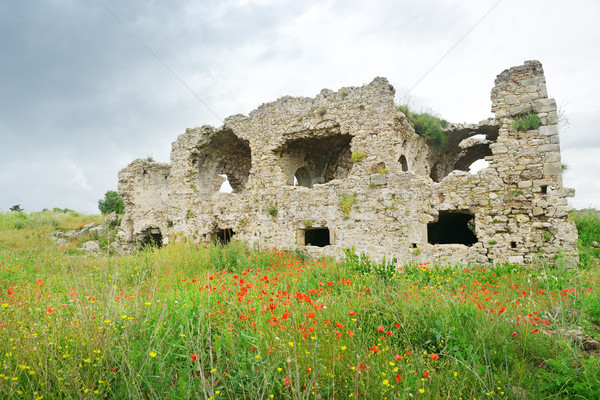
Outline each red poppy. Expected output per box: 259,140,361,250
531,329,539,334
349,311,356,316
7,289,14,296
423,371,430,378
395,354,403,361
395,375,402,382
46,307,55,314
239,314,248,320
307,312,316,319
377,325,384,332
359,362,366,371
369,345,380,354
191,354,198,361
431,353,439,360
336,322,343,328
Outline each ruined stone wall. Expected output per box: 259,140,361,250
118,61,578,267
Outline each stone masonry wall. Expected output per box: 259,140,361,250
118,61,578,267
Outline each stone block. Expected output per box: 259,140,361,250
518,180,532,188
370,174,386,186
539,125,558,137
533,98,556,113
558,188,575,198
545,152,561,162
509,104,532,116
538,144,560,152
505,95,518,105
543,162,563,175
532,207,544,216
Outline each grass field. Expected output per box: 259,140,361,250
0,209,599,399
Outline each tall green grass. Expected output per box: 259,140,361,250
0,211,598,399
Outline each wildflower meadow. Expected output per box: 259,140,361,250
0,209,599,399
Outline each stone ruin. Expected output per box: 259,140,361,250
118,60,579,267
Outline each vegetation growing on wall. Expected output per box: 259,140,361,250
397,105,448,149
512,111,541,132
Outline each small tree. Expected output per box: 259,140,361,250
98,190,124,214
10,204,23,212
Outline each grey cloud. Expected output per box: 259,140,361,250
1,0,599,213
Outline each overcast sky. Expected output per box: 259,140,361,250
1,0,598,214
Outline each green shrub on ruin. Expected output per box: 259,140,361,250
397,105,448,149
351,150,365,163
512,111,541,132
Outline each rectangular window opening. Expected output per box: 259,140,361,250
541,185,548,195
511,241,517,249
427,211,477,246
299,228,331,247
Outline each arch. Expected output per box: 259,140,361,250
294,166,314,188
276,131,352,188
453,143,492,173
399,155,408,172
196,129,251,195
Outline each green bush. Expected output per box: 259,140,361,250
98,190,124,215
398,105,448,149
512,111,541,132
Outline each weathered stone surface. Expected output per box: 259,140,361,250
106,212,119,227
82,241,101,253
118,61,578,267
89,226,105,235
109,241,124,255
370,174,386,186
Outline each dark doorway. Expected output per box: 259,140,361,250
304,228,330,247
138,227,163,248
427,211,477,246
214,228,235,244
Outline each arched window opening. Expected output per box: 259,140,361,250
276,130,352,188
196,129,251,195
427,211,477,246
399,155,408,172
294,166,314,188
